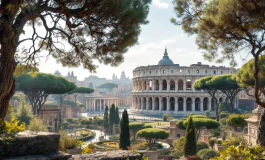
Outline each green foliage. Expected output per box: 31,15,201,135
197,149,219,160
15,72,76,115
129,122,144,143
219,102,231,114
219,112,229,119
142,124,152,129
136,128,169,150
210,128,221,138
119,110,130,150
68,87,94,95
162,113,174,121
222,136,248,150
197,142,209,152
211,144,265,160
109,104,116,133
61,122,70,129
226,114,248,131
103,106,109,130
66,118,79,124
133,141,163,150
205,110,211,117
219,118,227,126
98,83,118,91
14,64,39,76
58,130,83,151
27,117,48,132
15,95,33,125
171,136,185,158
115,107,120,124
208,139,216,149
184,116,197,156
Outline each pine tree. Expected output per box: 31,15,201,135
115,107,120,124
109,104,116,133
103,106,109,130
119,109,130,150
16,95,33,125
184,116,197,156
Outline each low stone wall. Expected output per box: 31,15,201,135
0,131,60,157
71,150,142,160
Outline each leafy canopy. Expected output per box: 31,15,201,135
68,87,94,95
98,83,118,91
137,128,169,139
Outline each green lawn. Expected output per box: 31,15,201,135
143,122,169,127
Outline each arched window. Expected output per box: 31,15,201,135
162,80,167,90
155,97,159,110
148,80,152,90
170,80,175,90
186,79,192,90
213,70,216,74
195,98,200,111
203,97,208,111
178,79,183,90
155,80,159,90
170,97,175,111
178,98,183,111
162,97,167,110
143,97,147,109
186,97,192,111
148,97,152,110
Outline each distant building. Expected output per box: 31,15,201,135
238,89,258,111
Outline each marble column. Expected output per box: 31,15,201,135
208,98,211,110
159,80,162,91
152,80,155,91
146,97,148,110
184,81,186,91
93,99,96,111
167,80,170,92
142,81,144,91
100,99,102,111
192,97,195,111
175,80,178,91
200,98,204,112
159,97,162,111
167,97,170,111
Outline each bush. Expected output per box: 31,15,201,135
171,136,185,158
208,139,216,149
66,118,79,124
197,142,209,152
162,113,174,121
219,118,226,126
219,112,229,118
197,149,219,160
205,110,210,117
109,134,120,140
27,117,48,132
210,128,221,137
58,130,83,150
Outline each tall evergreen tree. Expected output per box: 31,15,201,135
119,109,130,150
109,104,116,133
103,106,109,130
115,107,120,124
184,116,197,156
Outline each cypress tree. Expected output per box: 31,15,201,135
109,104,116,132
119,109,130,150
184,116,197,156
103,106,109,130
115,107,120,124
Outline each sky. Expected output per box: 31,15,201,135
35,0,251,81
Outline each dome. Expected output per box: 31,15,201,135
158,49,174,65
54,70,61,76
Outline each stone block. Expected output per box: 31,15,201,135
1,131,60,157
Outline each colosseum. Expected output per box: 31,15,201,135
131,49,238,116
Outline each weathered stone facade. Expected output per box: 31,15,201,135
132,49,238,116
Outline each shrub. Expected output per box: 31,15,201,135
58,130,83,150
27,117,48,132
197,149,219,160
197,142,209,152
219,112,229,118
222,136,248,149
66,118,79,124
171,136,185,158
162,113,174,121
205,110,210,117
219,118,226,126
208,139,216,149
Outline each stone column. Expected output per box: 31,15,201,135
175,97,178,111
93,99,96,111
159,97,162,111
146,97,148,110
99,99,102,111
104,99,106,109
167,80,170,92
141,97,144,110
192,97,195,111
175,79,176,91
183,97,186,112
200,98,204,112
167,97,170,111
142,80,144,91
152,97,155,111
184,81,186,91
159,80,162,91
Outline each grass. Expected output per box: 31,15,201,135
143,122,169,127
103,142,119,149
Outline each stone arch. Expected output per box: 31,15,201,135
176,134,180,139
139,81,142,90
203,97,208,111
148,80,152,90
225,97,229,102
170,97,175,111
195,97,200,111
186,79,192,90
186,97,192,111
178,97,184,111
178,79,183,90
148,97,152,110
170,80,175,90
155,80,159,90
162,80,167,90
162,97,167,110
213,70,216,74
143,97,147,109
155,97,159,110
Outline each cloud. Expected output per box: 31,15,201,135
152,0,169,8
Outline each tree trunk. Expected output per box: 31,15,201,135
0,23,18,119
257,109,265,146
214,98,219,121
